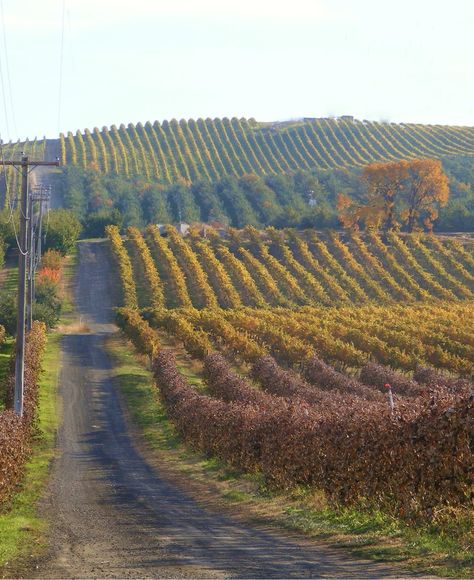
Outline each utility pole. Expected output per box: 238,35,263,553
26,189,33,332
27,185,51,332
0,155,59,416
15,156,29,416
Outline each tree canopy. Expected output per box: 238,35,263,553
337,159,450,232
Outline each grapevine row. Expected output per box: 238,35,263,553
57,117,474,180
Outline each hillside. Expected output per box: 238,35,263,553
2,117,474,185
1,117,473,231
58,117,474,181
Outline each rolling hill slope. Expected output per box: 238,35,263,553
1,118,473,231
3,117,473,187
57,117,474,182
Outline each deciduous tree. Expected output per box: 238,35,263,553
337,159,449,232
403,159,449,232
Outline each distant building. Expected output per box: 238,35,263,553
155,222,190,236
340,115,354,122
201,221,229,238
176,222,190,236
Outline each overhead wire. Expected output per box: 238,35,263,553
0,0,17,139
57,0,66,138
0,134,28,255
0,10,9,140
0,1,30,257
0,0,15,215
0,1,67,259
44,204,50,244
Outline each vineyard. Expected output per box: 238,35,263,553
0,0,473,571
57,118,474,181
107,224,474,521
117,225,474,310
0,137,48,203
2,119,474,194
2,118,473,234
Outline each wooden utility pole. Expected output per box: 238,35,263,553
27,185,51,332
26,188,34,332
15,156,29,415
0,155,59,416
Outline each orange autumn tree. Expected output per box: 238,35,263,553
363,160,410,230
338,160,409,230
337,193,383,230
403,159,450,232
337,158,449,232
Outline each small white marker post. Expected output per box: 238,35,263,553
384,383,394,414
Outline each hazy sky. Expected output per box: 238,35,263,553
0,0,473,141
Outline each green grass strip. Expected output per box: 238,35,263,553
0,337,14,410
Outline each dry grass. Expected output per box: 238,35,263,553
57,319,91,335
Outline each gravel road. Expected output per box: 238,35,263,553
29,139,62,209
35,240,409,578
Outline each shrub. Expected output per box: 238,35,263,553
0,322,46,504
37,267,61,286
203,352,269,405
106,225,138,309
34,277,62,329
360,362,423,397
302,355,383,402
40,249,63,270
152,349,473,521
43,209,81,255
116,308,160,357
82,208,123,238
0,293,17,335
414,366,473,393
32,301,61,329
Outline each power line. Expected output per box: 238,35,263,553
0,133,12,211
0,15,10,140
57,0,66,136
0,0,18,138
44,204,51,241
0,134,26,255
0,156,59,416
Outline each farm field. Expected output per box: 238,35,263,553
29,240,413,579
1,0,473,576
2,117,474,201
108,224,473,534
58,118,474,180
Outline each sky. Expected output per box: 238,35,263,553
0,0,473,141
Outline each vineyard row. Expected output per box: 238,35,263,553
109,226,474,312
115,306,472,520
54,117,474,181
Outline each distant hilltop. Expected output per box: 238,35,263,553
2,117,474,185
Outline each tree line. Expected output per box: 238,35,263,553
55,155,474,235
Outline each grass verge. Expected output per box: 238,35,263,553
0,246,76,574
3,264,18,293
0,331,61,574
0,337,14,409
106,333,473,578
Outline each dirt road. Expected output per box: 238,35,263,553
36,240,408,578
29,139,63,209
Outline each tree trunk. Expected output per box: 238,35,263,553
383,202,395,231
